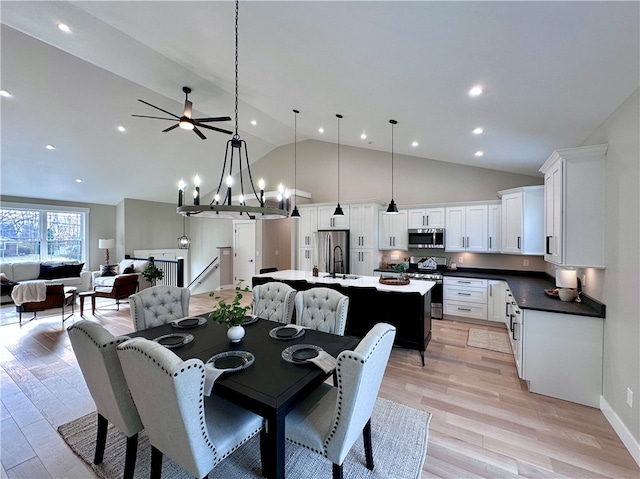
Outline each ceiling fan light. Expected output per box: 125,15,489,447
179,119,194,130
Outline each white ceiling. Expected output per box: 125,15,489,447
1,1,638,206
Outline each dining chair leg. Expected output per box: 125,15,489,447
123,433,139,479
363,418,374,470
150,446,163,479
332,463,343,479
94,414,108,465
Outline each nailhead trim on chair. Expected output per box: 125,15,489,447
67,323,130,348
118,342,263,467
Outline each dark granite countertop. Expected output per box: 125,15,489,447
443,269,605,318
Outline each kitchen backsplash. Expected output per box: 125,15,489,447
382,250,546,271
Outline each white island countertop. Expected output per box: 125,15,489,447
253,270,435,296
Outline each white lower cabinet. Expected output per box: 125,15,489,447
520,308,603,408
350,249,376,276
443,277,488,320
487,280,507,323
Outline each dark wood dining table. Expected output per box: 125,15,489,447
129,317,359,479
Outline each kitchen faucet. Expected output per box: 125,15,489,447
332,245,344,278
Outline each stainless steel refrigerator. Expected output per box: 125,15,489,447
313,230,350,275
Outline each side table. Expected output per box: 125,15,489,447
79,291,94,317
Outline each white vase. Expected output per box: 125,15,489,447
227,325,245,343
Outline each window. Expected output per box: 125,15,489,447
0,203,89,264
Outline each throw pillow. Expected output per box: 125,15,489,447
100,264,119,277
39,263,85,280
123,266,136,274
0,272,10,282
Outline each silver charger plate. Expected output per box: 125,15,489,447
269,325,305,340
153,333,194,349
207,351,255,373
170,317,207,329
282,344,323,364
242,314,259,326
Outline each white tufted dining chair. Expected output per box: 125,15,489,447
130,285,190,331
284,323,396,479
67,320,143,479
116,337,266,479
294,287,349,335
252,281,296,323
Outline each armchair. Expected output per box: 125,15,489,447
91,274,139,315
252,281,296,323
16,284,75,326
294,287,349,335
129,285,190,331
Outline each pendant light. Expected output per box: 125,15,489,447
290,109,301,218
177,216,191,249
176,0,288,220
386,119,399,214
333,114,344,216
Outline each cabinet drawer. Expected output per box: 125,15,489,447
444,300,488,320
443,285,487,304
443,277,487,288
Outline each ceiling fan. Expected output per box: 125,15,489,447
132,86,232,140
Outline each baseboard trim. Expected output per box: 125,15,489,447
600,395,640,467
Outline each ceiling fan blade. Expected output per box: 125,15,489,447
193,126,207,140
131,114,176,121
137,99,180,119
196,123,234,135
162,124,180,133
193,116,232,122
184,100,192,119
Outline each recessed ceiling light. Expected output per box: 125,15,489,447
250,120,257,126
0,90,11,97
57,23,71,33
117,126,126,132
411,141,419,147
318,127,324,134
469,86,483,97
472,127,484,135
475,150,484,157
360,133,367,140
75,178,83,183
46,144,56,150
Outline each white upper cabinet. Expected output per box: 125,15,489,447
487,204,501,253
539,144,607,268
407,207,445,229
350,203,378,249
317,205,350,229
378,210,408,250
296,206,318,247
445,205,488,252
499,186,544,255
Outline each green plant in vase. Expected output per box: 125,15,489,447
209,280,251,328
141,262,165,285
393,262,408,280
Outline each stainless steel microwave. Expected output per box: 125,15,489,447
408,228,445,249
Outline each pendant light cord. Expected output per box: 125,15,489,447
391,120,394,199
336,114,342,204
233,0,239,140
294,109,298,196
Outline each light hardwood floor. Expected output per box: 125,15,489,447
1,292,638,478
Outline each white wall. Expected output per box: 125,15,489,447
580,88,639,448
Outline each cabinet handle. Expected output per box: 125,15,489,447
505,302,509,315
490,284,493,296
517,236,521,249
489,237,492,249
509,314,514,332
458,280,471,284
546,236,552,255
513,322,519,341
425,215,429,226
389,236,392,247
457,307,472,312
457,292,471,296
467,237,469,248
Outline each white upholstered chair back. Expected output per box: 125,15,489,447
67,320,143,437
325,323,396,464
117,337,217,478
130,285,190,331
252,282,296,323
294,287,349,335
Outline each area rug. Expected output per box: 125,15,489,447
58,397,431,479
467,328,512,354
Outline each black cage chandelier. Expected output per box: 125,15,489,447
177,0,288,220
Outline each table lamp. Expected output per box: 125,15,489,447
98,238,115,265
555,268,577,301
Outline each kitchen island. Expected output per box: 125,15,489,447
252,270,435,365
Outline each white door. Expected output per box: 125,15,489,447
233,221,256,286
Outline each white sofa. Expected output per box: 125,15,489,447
0,260,91,304
92,258,152,290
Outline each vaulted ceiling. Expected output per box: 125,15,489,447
1,1,638,205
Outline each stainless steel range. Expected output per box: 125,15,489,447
407,256,446,319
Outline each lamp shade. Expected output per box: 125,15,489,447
555,268,577,288
98,238,115,249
